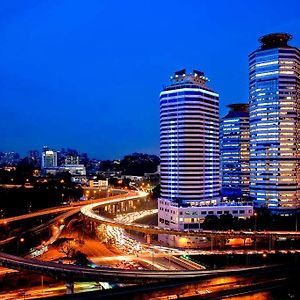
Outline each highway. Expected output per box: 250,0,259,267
0,189,128,225
0,251,284,283
0,188,300,287
81,199,300,239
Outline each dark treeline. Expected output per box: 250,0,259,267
0,182,82,218
202,208,300,231
99,153,160,176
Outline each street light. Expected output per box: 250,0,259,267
254,212,258,231
253,212,258,252
17,238,25,255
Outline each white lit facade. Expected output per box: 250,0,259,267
249,33,300,213
42,147,58,169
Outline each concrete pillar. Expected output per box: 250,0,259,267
145,234,151,245
66,282,74,294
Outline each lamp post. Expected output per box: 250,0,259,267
17,237,25,255
254,212,258,231
254,212,258,252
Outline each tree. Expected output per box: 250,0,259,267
202,215,219,230
59,239,83,259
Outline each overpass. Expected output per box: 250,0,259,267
0,251,283,283
0,189,129,225
80,196,300,240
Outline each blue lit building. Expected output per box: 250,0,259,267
158,70,253,247
249,33,300,213
159,69,220,207
220,104,250,200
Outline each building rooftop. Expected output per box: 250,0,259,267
170,69,208,85
259,33,292,50
163,69,214,92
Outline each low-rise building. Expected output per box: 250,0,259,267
158,199,253,248
89,179,108,189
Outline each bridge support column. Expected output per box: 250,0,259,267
112,205,116,215
219,238,226,249
269,236,275,251
145,234,152,245
66,282,74,294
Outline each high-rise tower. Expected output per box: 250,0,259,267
220,104,250,200
249,33,300,213
158,70,253,248
160,69,220,206
42,146,58,169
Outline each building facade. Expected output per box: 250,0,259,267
41,147,58,169
158,70,252,247
220,104,250,200
249,33,300,213
160,69,220,207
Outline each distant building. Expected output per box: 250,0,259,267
220,104,250,200
249,33,300,213
63,164,86,176
89,179,108,188
28,150,41,168
64,154,80,165
0,152,20,166
42,147,58,169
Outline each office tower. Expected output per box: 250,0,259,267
160,69,220,206
158,70,253,247
220,104,250,200
249,33,300,213
42,146,58,169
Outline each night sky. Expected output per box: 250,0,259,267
0,0,299,159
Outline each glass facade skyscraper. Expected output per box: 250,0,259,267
220,104,250,200
249,33,300,213
160,69,220,206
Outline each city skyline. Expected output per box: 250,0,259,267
0,1,299,159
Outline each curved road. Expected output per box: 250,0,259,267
0,251,281,283
80,195,300,240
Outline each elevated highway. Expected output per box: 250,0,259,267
80,197,300,240
0,251,283,283
0,189,299,284
0,189,129,225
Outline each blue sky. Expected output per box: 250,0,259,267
0,0,299,159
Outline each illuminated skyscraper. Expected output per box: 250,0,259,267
249,33,300,213
42,146,58,169
158,70,253,248
220,104,250,200
160,69,220,207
